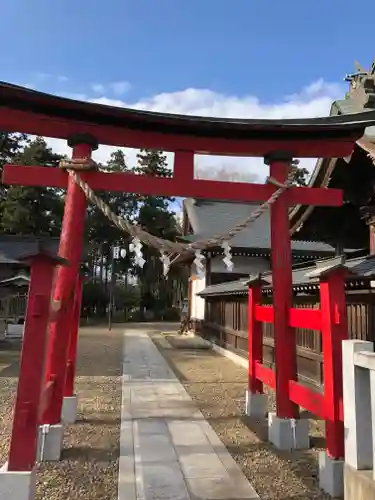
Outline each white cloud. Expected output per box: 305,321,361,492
109,81,131,95
34,73,68,84
57,75,69,83
35,72,51,81
45,79,344,182
91,83,106,94
91,81,131,96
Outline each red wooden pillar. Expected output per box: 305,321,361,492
42,135,97,424
248,278,264,394
8,254,63,471
319,266,348,459
64,274,84,397
266,152,298,419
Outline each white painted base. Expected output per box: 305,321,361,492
319,451,344,497
0,462,36,500
268,412,310,450
61,395,78,424
37,424,64,462
245,389,267,419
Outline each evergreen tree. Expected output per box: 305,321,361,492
135,149,179,314
0,132,28,207
86,150,136,245
85,150,137,297
1,137,64,235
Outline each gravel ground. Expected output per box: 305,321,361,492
0,326,122,500
152,333,332,500
0,340,20,464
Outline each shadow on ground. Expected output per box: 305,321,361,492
0,341,21,378
0,326,125,378
62,443,118,462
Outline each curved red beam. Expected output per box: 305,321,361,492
1,81,375,157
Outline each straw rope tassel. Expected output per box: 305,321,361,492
61,158,298,275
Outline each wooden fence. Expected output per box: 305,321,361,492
0,294,27,340
0,294,27,321
199,291,375,388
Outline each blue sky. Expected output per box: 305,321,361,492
1,0,375,180
2,0,374,101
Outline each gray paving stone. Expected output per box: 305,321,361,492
197,418,259,494
137,419,169,435
118,455,136,500
130,408,164,419
134,430,177,464
118,328,260,500
120,420,134,456
169,421,213,455
179,452,230,479
136,462,190,500
186,476,259,500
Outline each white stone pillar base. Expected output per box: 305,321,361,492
245,389,267,419
319,451,344,497
62,395,78,424
342,340,374,470
37,424,64,462
268,412,310,450
0,463,36,500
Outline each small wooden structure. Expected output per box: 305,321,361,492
0,236,59,339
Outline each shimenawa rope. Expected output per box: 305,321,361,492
59,157,298,272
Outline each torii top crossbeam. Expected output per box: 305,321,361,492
2,81,375,206
1,81,375,156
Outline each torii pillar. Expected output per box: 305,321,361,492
61,270,86,424
38,134,98,459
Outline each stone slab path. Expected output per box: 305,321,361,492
118,328,259,500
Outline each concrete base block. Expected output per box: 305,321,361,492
268,412,310,450
319,451,344,497
61,395,78,424
245,389,267,419
37,424,64,462
0,462,36,500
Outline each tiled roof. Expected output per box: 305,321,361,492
0,273,30,286
0,235,60,264
198,254,375,297
198,279,249,296
333,99,375,140
183,198,335,254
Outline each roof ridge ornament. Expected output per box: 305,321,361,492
344,58,375,108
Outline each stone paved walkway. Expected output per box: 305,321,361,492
118,328,259,500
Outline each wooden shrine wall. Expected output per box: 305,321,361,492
194,291,375,389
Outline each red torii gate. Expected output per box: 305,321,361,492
0,82,375,498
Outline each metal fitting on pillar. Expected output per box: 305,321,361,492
264,151,295,166
60,134,99,171
67,133,99,152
